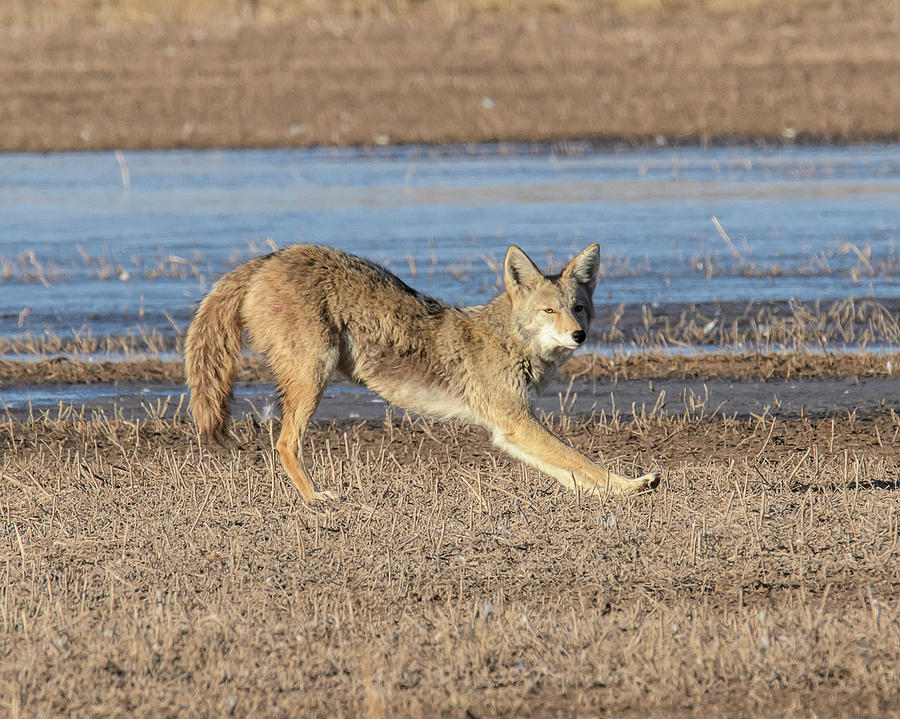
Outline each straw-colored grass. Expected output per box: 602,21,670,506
3,0,897,150
2,410,899,716
2,350,899,387
0,0,831,30
3,294,900,370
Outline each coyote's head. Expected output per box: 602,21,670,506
504,243,600,360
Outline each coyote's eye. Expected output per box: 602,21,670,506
542,308,555,314
573,304,585,313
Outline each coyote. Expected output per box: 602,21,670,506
185,244,659,500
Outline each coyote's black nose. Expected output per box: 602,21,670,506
572,330,586,344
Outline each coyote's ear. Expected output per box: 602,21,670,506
562,243,601,294
504,245,543,297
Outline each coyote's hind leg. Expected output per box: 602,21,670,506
266,342,339,501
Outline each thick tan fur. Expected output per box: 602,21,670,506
185,255,271,439
185,244,660,500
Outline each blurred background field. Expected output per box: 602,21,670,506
2,0,898,151
6,0,886,28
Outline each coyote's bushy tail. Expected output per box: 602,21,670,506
185,256,269,437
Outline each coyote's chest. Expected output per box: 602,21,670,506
366,376,483,426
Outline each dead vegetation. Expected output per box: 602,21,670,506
0,242,267,291
2,350,899,388
4,296,900,362
594,297,900,351
4,295,900,386
2,410,899,716
3,295,900,388
6,239,900,290
562,350,900,383
2,0,898,151
1,0,832,30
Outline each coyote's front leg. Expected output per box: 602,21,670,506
491,415,659,496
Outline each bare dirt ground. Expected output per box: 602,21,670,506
2,411,899,717
3,0,899,151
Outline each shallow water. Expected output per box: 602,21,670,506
2,376,895,423
2,143,899,344
0,381,385,420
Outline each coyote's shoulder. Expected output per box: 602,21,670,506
185,243,659,501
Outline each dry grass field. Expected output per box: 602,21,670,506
3,1,899,714
2,407,899,716
2,0,899,150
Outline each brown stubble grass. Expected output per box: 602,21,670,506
0,0,810,29
2,0,898,151
2,409,899,716
3,351,899,386
4,292,900,361
3,295,900,386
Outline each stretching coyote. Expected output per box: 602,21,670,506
185,244,659,500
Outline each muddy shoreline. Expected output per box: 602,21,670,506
3,348,899,385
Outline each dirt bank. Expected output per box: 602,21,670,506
3,350,898,385
3,0,898,151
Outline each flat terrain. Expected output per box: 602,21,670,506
2,410,899,716
3,0,899,151
4,2,899,714
3,350,899,425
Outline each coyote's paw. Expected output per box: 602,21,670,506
618,472,660,494
307,489,337,501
